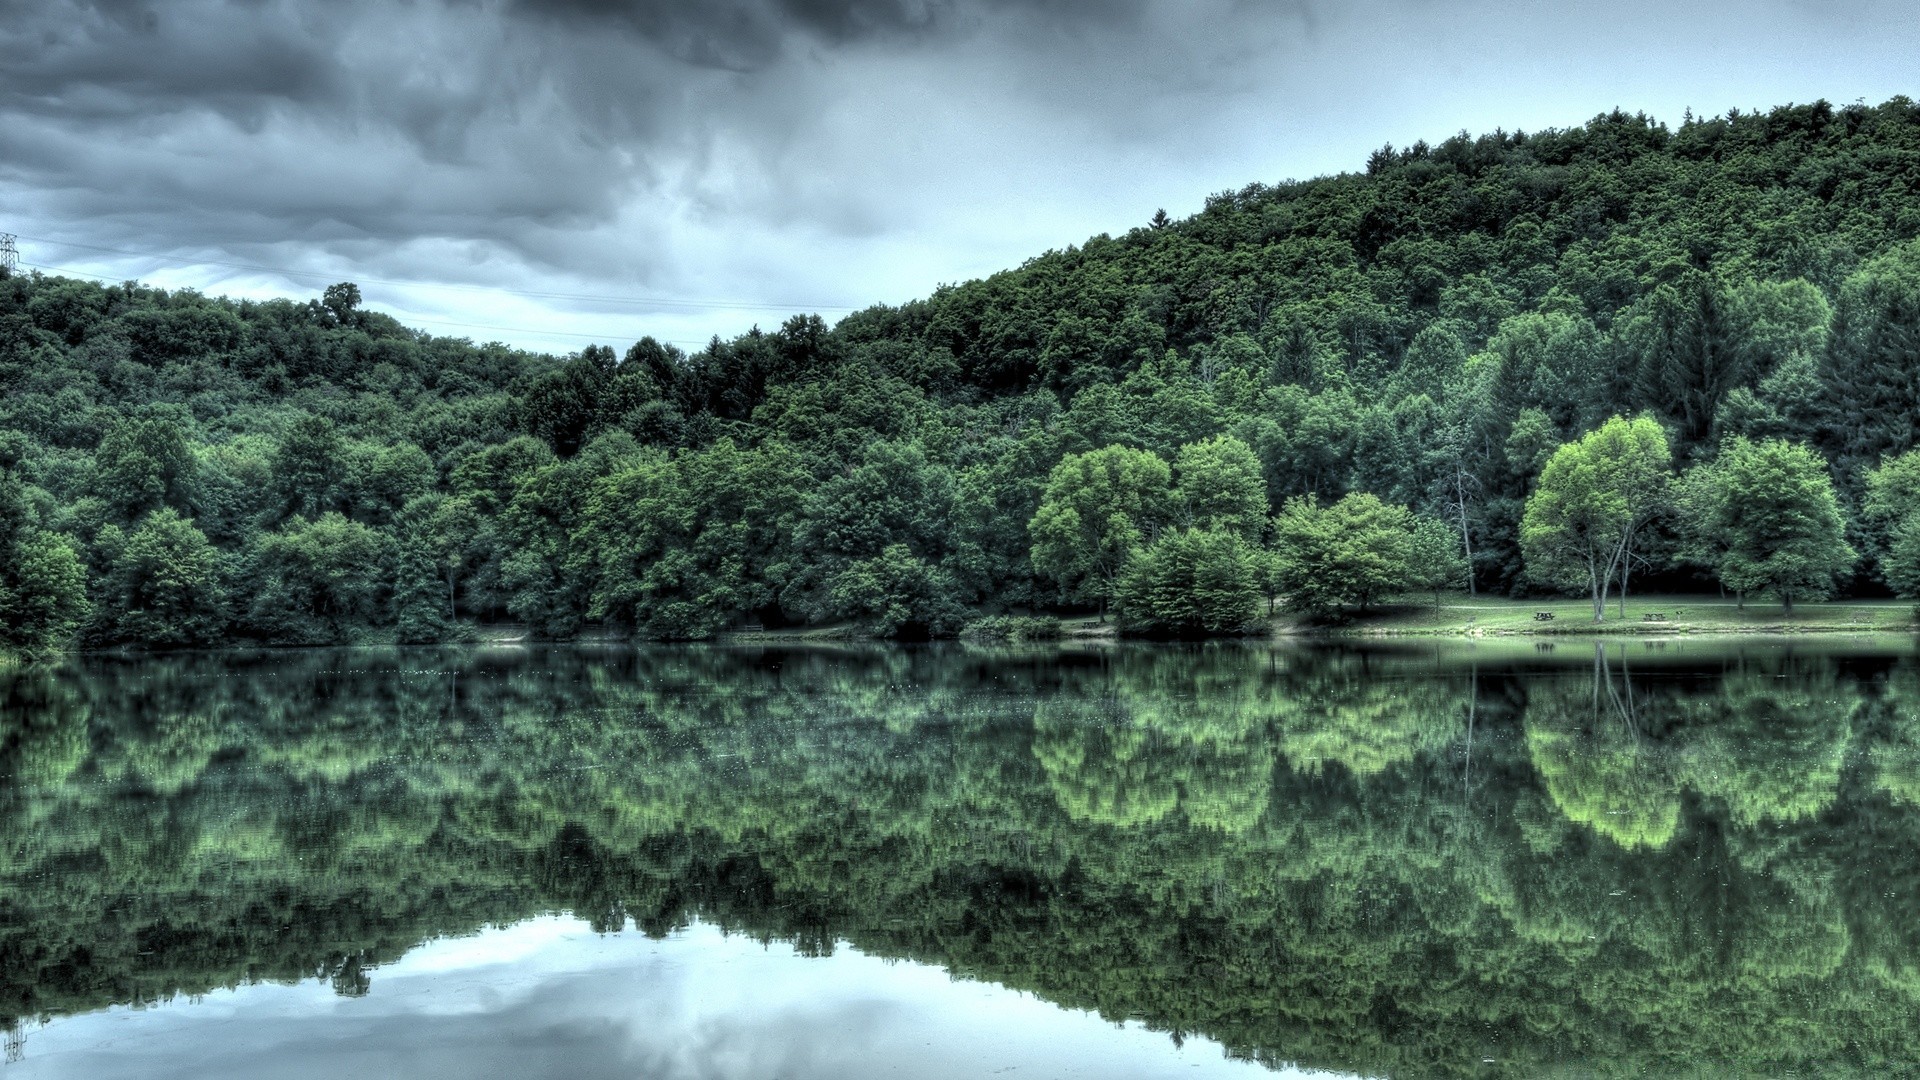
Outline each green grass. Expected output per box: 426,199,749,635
1311,593,1920,636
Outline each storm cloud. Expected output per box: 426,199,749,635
1,0,1916,350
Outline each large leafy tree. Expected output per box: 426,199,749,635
1406,514,1469,612
92,408,198,521
0,442,89,658
1270,492,1415,618
1520,417,1671,621
1173,435,1268,540
1115,527,1263,635
580,439,805,639
92,508,229,648
0,532,88,659
1678,438,1855,612
1029,445,1174,615
244,512,394,644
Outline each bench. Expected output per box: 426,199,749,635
1533,611,1556,622
1642,612,1667,622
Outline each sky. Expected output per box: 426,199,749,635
2,0,1917,356
10,917,1310,1079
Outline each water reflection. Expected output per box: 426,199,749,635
2,640,1919,1077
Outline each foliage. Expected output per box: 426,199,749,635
1406,514,1469,610
958,614,1063,642
1270,492,1415,617
244,513,394,644
1865,449,1920,597
1172,435,1267,539
6,98,1920,641
91,508,229,648
5,644,1920,1077
826,543,967,638
1520,416,1671,620
1679,438,1856,610
1029,445,1174,612
1115,527,1264,635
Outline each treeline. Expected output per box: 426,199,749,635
8,645,1920,1075
5,98,1920,650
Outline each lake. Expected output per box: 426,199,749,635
2,639,1918,1078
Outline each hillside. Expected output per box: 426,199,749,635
4,97,1920,650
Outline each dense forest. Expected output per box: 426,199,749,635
6,644,1920,1076
5,97,1920,651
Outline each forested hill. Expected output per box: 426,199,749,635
4,97,1920,651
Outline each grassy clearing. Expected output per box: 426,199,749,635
1327,593,1919,636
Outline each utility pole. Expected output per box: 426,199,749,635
0,234,17,277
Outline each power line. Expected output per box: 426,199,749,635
10,233,864,313
14,260,717,349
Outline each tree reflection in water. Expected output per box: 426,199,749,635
3,640,1920,1077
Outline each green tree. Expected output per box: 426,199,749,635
1520,417,1671,621
1406,514,1468,612
825,544,966,639
94,508,228,648
92,408,198,521
1864,449,1920,597
0,532,89,658
271,414,345,522
245,512,394,643
0,457,90,658
1173,435,1267,540
1114,527,1263,635
1270,492,1414,618
1029,445,1174,616
1679,438,1856,613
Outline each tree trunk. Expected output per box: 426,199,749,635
1454,469,1476,597
1618,548,1630,620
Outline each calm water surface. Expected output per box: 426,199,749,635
3,639,1919,1078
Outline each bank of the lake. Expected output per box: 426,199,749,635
708,594,1920,645
1318,594,1920,638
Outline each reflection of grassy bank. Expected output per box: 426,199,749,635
1314,594,1920,637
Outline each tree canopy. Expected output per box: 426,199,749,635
5,97,1920,649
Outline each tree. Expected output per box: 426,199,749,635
0,532,89,658
0,459,89,658
245,512,394,644
519,346,617,458
1115,527,1263,635
1520,417,1671,621
1030,445,1174,616
93,408,198,521
1406,515,1469,612
1864,449,1920,596
1679,438,1855,613
579,439,805,639
826,544,966,639
1173,435,1267,540
93,508,229,648
1821,242,1920,476
272,414,345,522
320,282,362,326
1270,493,1414,618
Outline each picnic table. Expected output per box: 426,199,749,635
1533,611,1555,622
1642,612,1667,622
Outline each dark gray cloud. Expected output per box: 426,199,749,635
1,0,1916,351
